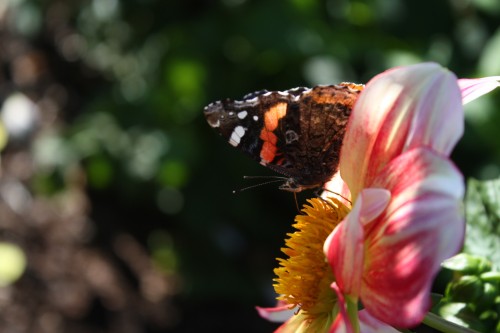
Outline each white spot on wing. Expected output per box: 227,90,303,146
235,126,245,136
245,97,259,106
291,88,311,101
229,126,246,147
237,111,248,119
253,115,258,121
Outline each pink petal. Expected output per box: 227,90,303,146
274,315,306,333
458,76,500,105
256,304,295,323
257,304,306,333
340,63,463,199
360,148,464,327
358,310,400,333
324,188,390,298
321,171,351,205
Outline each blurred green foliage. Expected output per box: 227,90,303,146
1,0,500,331
437,253,500,332
465,178,500,268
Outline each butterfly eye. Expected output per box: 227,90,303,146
285,130,299,144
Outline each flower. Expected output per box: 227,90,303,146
326,149,463,329
259,63,500,332
268,197,349,332
260,197,401,332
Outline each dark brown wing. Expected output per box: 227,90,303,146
269,84,363,190
203,83,363,192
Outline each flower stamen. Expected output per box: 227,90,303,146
274,197,350,317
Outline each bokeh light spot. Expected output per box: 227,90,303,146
87,155,113,189
148,230,178,273
346,1,373,26
167,59,205,96
158,160,188,188
224,36,252,63
0,242,27,287
479,28,500,75
303,56,347,85
157,187,184,215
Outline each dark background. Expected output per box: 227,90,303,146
0,1,499,332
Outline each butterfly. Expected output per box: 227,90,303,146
204,83,363,192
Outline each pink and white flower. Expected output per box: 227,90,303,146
260,63,499,332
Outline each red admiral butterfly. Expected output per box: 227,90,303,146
204,83,363,192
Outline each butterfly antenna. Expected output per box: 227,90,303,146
233,178,286,194
243,175,288,180
321,188,352,206
293,192,300,212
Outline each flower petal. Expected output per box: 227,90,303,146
360,148,464,327
458,76,500,105
256,303,295,323
274,314,308,333
324,188,390,298
257,304,311,333
340,63,463,199
274,315,307,333
322,171,352,205
357,310,400,333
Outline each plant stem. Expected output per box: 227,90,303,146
346,298,360,333
422,313,481,333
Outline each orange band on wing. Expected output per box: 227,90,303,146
259,103,287,163
264,103,287,130
259,130,278,163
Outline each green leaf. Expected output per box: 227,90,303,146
446,275,483,303
442,253,492,274
464,178,500,268
432,302,486,331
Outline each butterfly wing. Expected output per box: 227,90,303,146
204,83,363,191
203,87,310,166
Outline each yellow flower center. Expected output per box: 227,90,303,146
274,197,350,320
